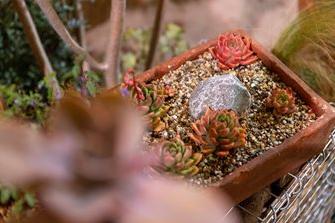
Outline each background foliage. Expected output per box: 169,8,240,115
0,2,189,219
0,0,188,123
121,23,188,73
0,0,76,90
273,0,335,101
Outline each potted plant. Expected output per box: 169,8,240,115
119,30,335,204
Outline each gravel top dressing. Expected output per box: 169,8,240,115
144,51,316,186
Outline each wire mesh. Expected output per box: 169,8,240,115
228,128,335,223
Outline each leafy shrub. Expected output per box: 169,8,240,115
0,84,49,123
0,186,36,220
60,59,103,97
0,0,77,91
121,23,188,73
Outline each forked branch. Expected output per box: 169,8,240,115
35,0,126,87
35,0,106,72
13,0,62,99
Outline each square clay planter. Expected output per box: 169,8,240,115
136,30,335,204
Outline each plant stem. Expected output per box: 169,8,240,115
145,0,165,70
35,0,106,72
75,0,87,49
13,0,62,99
105,0,126,87
75,0,90,72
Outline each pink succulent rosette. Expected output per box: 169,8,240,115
210,32,258,70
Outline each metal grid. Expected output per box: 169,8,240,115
226,127,335,222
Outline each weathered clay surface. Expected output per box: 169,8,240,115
189,74,251,119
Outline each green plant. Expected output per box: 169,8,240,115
266,87,297,115
60,58,103,97
189,108,247,157
273,0,335,101
0,85,49,123
139,85,169,132
0,0,76,91
159,23,188,61
121,23,188,73
0,186,36,220
153,137,203,177
121,69,169,132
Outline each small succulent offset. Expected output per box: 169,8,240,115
189,108,247,157
121,69,169,132
267,87,297,115
137,85,170,132
210,32,258,70
121,68,145,101
153,137,203,177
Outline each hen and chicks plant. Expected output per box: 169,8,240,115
210,32,258,70
121,69,172,132
189,108,247,157
153,137,203,177
266,87,297,115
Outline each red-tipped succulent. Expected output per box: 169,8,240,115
137,84,169,132
266,87,297,115
210,32,258,70
153,137,203,177
121,68,145,101
189,108,247,157
121,69,169,132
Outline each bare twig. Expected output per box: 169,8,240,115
35,0,106,72
13,0,62,99
75,0,90,74
145,0,165,70
75,0,87,49
35,0,127,88
105,0,126,87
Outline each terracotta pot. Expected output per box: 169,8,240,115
135,30,335,204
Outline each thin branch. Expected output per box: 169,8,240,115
35,0,106,72
145,0,165,70
75,0,87,48
75,0,90,73
13,0,62,99
105,0,126,87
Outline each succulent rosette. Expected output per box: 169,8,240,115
210,32,258,70
137,85,169,132
153,137,203,177
189,108,247,157
266,87,297,115
120,68,145,101
121,69,169,132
